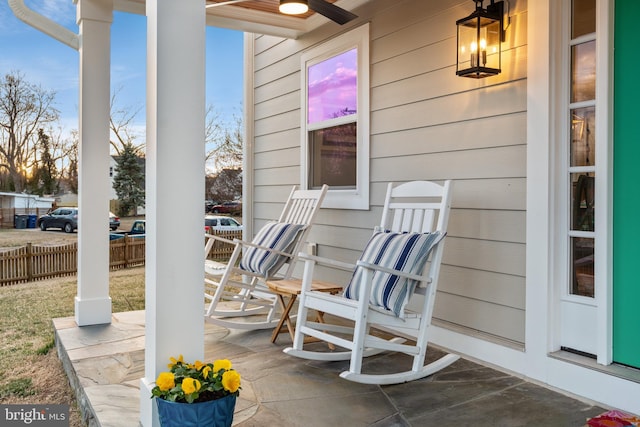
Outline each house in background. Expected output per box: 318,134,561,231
0,192,55,228
10,0,640,425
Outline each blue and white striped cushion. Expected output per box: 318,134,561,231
343,231,445,318
239,222,306,277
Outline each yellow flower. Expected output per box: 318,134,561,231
213,359,232,372
156,372,175,391
168,354,184,369
221,370,241,393
181,377,201,395
202,366,212,379
194,360,205,370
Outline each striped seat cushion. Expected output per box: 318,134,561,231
239,222,306,277
343,231,445,318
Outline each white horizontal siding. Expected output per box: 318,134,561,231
439,265,526,310
449,209,526,243
372,113,526,158
371,79,527,134
254,128,300,153
248,0,528,345
372,145,526,181
433,292,526,343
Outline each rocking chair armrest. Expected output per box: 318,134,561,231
298,252,356,272
356,260,432,284
204,233,236,246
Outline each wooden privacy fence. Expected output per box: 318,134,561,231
109,237,146,270
205,230,243,260
0,243,78,285
0,230,243,286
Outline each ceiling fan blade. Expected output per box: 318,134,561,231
205,0,253,9
309,0,357,25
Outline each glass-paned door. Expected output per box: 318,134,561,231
560,0,599,356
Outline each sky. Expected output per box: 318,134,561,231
308,48,357,124
0,0,244,145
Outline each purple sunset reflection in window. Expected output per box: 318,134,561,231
308,48,357,124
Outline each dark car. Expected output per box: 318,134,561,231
209,201,242,214
205,200,217,213
109,212,121,231
37,207,78,233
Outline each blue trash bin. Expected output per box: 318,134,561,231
27,214,37,228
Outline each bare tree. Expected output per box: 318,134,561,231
0,71,59,192
110,88,144,156
209,168,242,202
207,112,243,171
60,130,78,194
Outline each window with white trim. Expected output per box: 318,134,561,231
567,0,596,299
301,24,370,210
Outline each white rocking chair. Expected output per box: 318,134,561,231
284,180,459,385
204,185,328,330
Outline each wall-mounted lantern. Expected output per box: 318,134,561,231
456,0,506,78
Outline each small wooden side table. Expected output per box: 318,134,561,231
266,278,342,344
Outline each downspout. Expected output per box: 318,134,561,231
8,0,79,50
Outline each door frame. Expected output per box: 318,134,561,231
550,0,614,365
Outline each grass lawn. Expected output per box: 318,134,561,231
0,267,145,426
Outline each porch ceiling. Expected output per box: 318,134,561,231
113,0,368,38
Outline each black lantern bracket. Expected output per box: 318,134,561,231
486,0,510,42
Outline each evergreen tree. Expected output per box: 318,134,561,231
67,153,78,194
30,129,58,196
113,143,145,217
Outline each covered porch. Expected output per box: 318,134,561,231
53,310,606,426
10,0,640,423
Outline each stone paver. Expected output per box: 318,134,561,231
54,311,609,427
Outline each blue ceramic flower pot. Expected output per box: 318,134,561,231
156,395,236,427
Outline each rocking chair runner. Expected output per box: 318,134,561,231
284,180,459,385
204,185,328,330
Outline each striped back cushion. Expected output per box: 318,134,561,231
239,222,306,277
343,231,445,318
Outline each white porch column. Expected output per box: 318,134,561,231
140,0,206,425
75,0,113,326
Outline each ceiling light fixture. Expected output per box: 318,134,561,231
279,0,309,15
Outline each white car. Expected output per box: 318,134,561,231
204,215,243,233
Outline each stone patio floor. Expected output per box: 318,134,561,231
54,310,612,426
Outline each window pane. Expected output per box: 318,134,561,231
308,49,357,124
309,123,357,188
571,172,595,232
571,41,596,102
570,106,595,166
571,237,594,297
572,0,596,38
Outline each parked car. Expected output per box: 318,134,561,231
209,201,242,214
205,200,217,213
204,215,243,233
37,207,78,233
109,212,120,231
110,220,145,240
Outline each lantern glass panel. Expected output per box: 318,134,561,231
457,15,501,74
